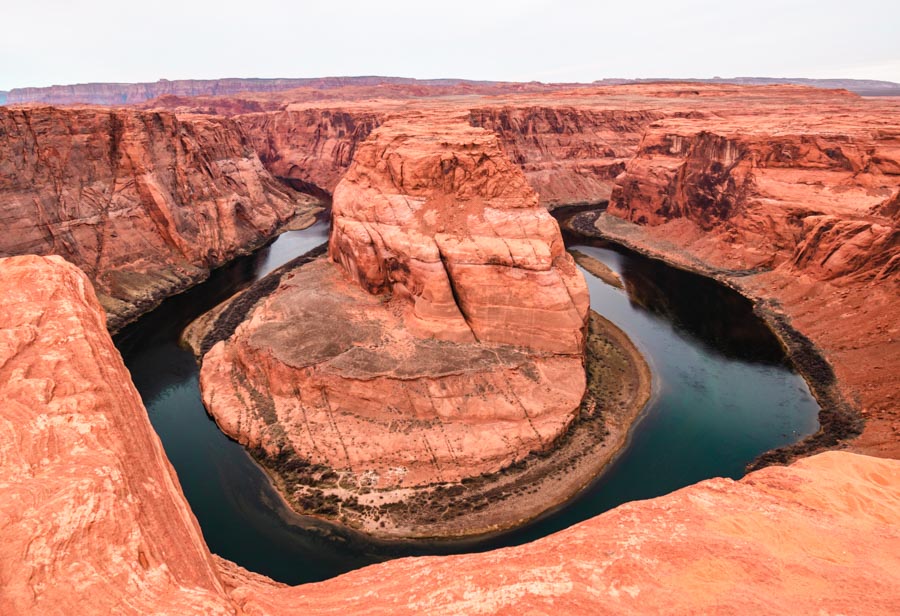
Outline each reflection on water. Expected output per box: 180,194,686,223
115,216,819,585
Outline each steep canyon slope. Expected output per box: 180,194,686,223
0,105,320,330
1,254,899,613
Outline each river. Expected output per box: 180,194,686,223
114,211,819,584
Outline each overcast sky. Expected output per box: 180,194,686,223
1,0,898,90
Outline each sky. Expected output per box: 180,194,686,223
1,0,898,90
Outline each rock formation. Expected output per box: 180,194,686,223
328,115,589,352
0,105,320,330
0,255,234,615
469,106,660,208
237,108,382,194
1,257,898,613
596,98,900,458
198,115,590,534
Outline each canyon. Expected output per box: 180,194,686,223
0,79,898,612
1,254,898,615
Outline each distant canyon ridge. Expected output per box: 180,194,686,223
2,75,900,106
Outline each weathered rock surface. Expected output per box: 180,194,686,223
469,106,660,208
2,254,899,614
237,109,382,194
0,105,320,330
0,255,233,615
597,95,900,458
200,117,590,516
329,115,589,352
200,258,585,494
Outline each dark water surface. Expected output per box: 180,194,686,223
114,215,819,585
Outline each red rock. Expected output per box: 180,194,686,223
200,116,589,507
469,106,661,208
0,105,320,330
1,253,898,614
232,451,900,616
0,255,233,615
237,109,382,194
329,115,589,353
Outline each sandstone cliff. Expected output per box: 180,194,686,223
0,255,234,615
1,253,898,614
236,108,382,194
597,100,900,457
199,115,590,535
469,106,661,208
0,105,320,330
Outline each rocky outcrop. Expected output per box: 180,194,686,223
0,105,320,330
607,125,900,281
0,255,233,615
2,254,899,614
199,115,590,535
469,106,661,208
329,115,589,352
234,450,900,616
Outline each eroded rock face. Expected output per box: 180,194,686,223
200,116,589,503
329,116,589,353
237,108,382,194
1,254,898,614
0,105,320,329
0,255,233,615
469,106,661,208
607,124,900,282
234,451,900,615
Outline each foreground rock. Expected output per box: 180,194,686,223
0,255,233,615
1,254,898,614
0,105,321,330
200,116,592,536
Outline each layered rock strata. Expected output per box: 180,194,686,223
599,110,900,458
199,116,590,533
469,106,660,208
1,254,899,614
0,105,320,330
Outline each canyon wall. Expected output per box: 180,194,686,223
236,109,383,194
0,105,319,330
2,255,898,613
596,100,900,457
606,123,900,281
469,106,661,208
0,255,234,615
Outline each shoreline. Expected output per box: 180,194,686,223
186,259,653,541
247,309,652,541
563,210,863,471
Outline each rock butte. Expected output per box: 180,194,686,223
199,115,590,501
1,255,899,613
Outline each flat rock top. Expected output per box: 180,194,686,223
248,259,533,379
